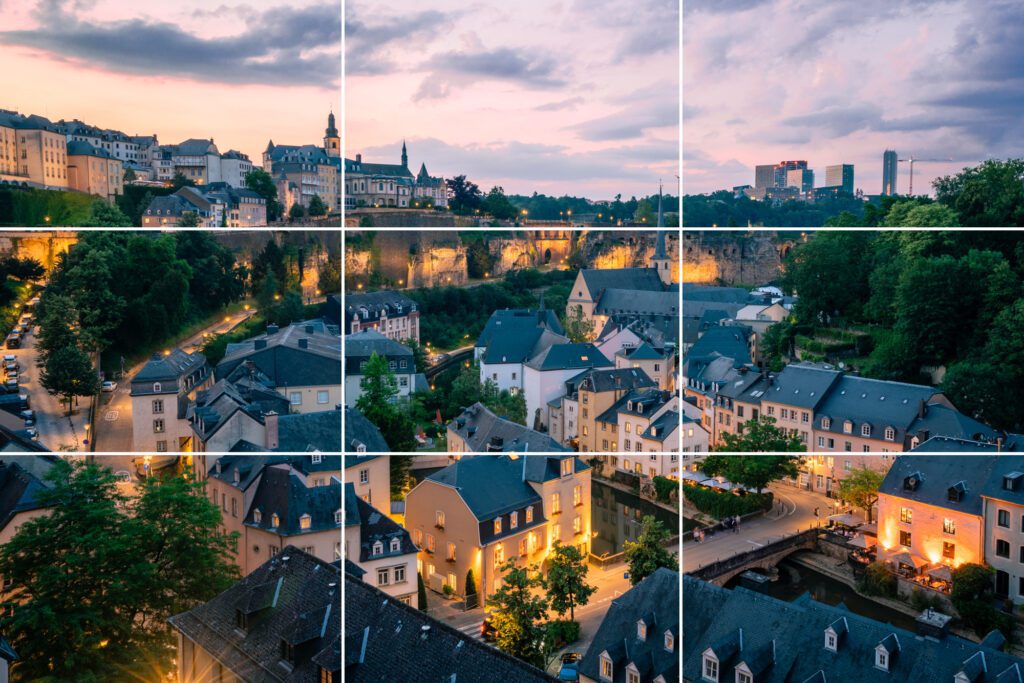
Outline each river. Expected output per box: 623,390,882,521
591,479,680,558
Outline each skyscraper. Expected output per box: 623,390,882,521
755,164,776,189
882,150,897,195
825,164,854,194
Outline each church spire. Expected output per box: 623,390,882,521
325,109,338,137
656,179,664,228
401,139,408,169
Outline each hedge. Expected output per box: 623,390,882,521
683,486,773,519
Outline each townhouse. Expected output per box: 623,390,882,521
130,348,212,453
344,482,417,604
474,307,567,395
344,329,423,407
448,402,569,453
548,367,656,451
344,455,389,508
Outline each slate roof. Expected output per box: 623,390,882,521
276,410,342,453
907,403,999,444
568,367,656,395
131,349,208,397
169,138,219,156
910,434,1024,453
343,159,413,178
476,309,567,365
449,402,570,453
814,375,943,444
579,568,679,683
425,453,587,520
684,574,1024,683
244,467,341,536
0,460,52,531
687,325,753,366
208,455,341,493
683,283,755,304
344,407,389,453
979,455,1024,506
640,410,679,444
762,362,842,410
345,571,555,681
345,290,417,327
580,268,666,297
217,321,341,388
594,288,679,318
616,341,667,361
344,330,413,376
66,140,117,159
525,343,612,371
879,454,1002,516
169,548,340,681
344,483,416,562
189,377,290,441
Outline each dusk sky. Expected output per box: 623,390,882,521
0,0,340,164
345,0,680,200
684,0,1024,197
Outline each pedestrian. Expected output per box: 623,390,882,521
733,515,739,533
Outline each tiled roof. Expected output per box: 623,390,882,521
525,342,612,371
244,467,341,536
580,568,679,683
169,548,340,681
879,453,1001,515
448,403,570,454
344,407,389,453
684,574,1024,683
476,309,567,365
345,571,555,681
344,483,416,562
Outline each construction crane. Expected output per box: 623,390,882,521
897,156,953,196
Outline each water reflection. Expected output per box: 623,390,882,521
591,480,679,557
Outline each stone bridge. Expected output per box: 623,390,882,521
686,528,820,586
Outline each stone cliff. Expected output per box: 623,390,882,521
683,231,793,285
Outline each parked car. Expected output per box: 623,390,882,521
3,355,15,363
557,653,581,681
19,409,33,422
480,617,497,642
5,371,17,382
5,378,18,391
23,427,37,440
4,362,17,372
101,381,117,393
5,335,19,349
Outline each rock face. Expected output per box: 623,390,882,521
683,231,792,285
0,231,78,271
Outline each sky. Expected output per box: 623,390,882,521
345,0,680,200
0,0,340,164
684,0,1024,197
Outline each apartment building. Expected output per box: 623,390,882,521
344,482,417,604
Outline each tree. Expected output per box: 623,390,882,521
176,211,201,227
390,456,413,499
545,542,596,622
40,344,100,415
245,169,283,221
487,560,549,667
483,186,518,221
85,199,131,227
417,572,428,610
269,291,305,327
0,460,238,681
466,239,494,279
883,201,960,227
318,256,341,294
170,171,195,190
404,338,429,373
465,569,479,609
951,563,1014,638
934,159,1024,227
356,353,399,419
760,321,794,371
700,454,801,493
122,167,137,183
308,195,328,217
289,202,306,221
446,175,483,214
782,230,873,324
835,467,884,523
715,417,805,455
623,516,678,585
563,305,595,343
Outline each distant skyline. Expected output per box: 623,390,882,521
345,0,680,199
0,0,340,164
684,0,1024,196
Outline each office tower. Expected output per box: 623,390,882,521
882,149,897,195
786,168,814,193
825,164,854,194
755,164,776,189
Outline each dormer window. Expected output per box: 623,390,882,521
664,631,674,652
253,509,262,523
494,518,502,534
884,426,895,441
903,473,921,491
822,416,831,429
825,631,837,651
390,537,400,552
334,509,342,525
152,382,161,393
299,513,312,530
561,458,573,477
948,482,966,503
702,652,719,682
311,454,322,464
233,469,240,484
637,620,646,640
510,511,518,529
271,513,280,528
736,669,752,683
843,420,852,434
626,667,640,683
372,540,383,556
526,506,534,523
600,653,614,681
876,650,888,671
861,423,871,437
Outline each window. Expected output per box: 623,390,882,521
899,530,911,547
821,416,830,429
435,511,445,528
843,420,852,434
999,510,1010,528
334,509,342,525
494,543,504,567
510,511,518,529
290,392,302,405
518,539,526,557
627,672,640,683
900,507,912,524
573,515,581,534
359,469,369,484
156,440,167,452
561,458,572,477
943,542,955,560
426,534,435,553
231,498,238,518
884,427,895,441
446,542,456,561
526,506,533,523
552,492,561,514
271,513,280,528
664,632,674,652
826,632,836,651
943,518,956,535
637,621,646,640
394,566,406,583
152,382,162,393
299,513,311,530
152,399,163,414
703,655,718,682
317,390,329,404
377,568,389,585
390,538,400,552
876,651,888,670
494,518,502,534
997,540,1011,558
600,655,613,680
737,672,752,683
372,541,383,556
254,509,262,523
153,419,165,434
574,485,582,506
861,424,871,437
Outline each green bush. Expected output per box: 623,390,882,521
910,588,945,612
858,561,897,598
683,486,772,519
652,476,678,504
546,619,580,648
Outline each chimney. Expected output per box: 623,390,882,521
305,324,315,334
267,324,279,335
265,411,280,450
254,339,267,350
356,154,362,163
522,452,527,481
298,338,309,349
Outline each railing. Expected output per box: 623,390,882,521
687,528,820,581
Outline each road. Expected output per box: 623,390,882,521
17,323,94,452
93,308,257,453
683,484,844,573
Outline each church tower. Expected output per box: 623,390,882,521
651,182,671,285
401,139,408,169
324,110,340,158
